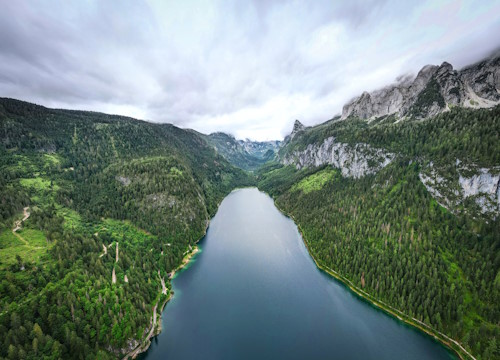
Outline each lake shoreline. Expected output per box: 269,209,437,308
125,187,468,360
122,226,206,359
124,190,251,359
270,195,473,360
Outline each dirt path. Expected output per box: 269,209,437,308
158,270,167,295
12,207,31,246
123,246,200,359
123,303,158,359
13,207,30,233
100,244,107,258
112,267,117,284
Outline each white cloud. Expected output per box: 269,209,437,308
0,0,499,140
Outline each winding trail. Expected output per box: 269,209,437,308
123,303,159,360
123,246,199,359
158,270,167,295
11,207,43,250
100,244,107,258
13,207,30,232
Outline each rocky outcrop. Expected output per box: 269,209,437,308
458,169,500,214
116,176,131,186
282,120,306,145
282,136,394,178
342,55,500,120
419,161,500,218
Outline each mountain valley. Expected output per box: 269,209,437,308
1,53,499,360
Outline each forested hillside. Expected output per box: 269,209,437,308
259,106,500,359
0,98,253,359
1,96,499,359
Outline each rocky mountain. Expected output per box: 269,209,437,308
278,117,395,179
260,98,499,360
282,136,394,178
284,120,306,143
278,102,500,219
237,138,281,159
342,55,500,120
276,54,500,219
203,132,279,171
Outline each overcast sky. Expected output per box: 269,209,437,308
1,0,500,140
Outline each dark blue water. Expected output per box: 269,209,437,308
141,188,455,360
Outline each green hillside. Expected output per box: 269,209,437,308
0,98,254,359
259,107,500,359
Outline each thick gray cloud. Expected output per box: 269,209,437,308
1,0,499,140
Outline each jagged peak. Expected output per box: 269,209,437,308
293,119,305,133
439,61,453,70
342,53,500,121
416,64,438,79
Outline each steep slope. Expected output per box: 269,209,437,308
260,105,500,359
0,98,254,359
342,55,500,120
202,132,279,171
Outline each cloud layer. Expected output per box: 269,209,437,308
1,0,500,140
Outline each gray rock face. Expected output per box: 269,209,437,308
458,169,500,214
419,162,500,218
282,136,394,178
342,56,500,120
116,175,131,186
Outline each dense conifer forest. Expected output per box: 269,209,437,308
258,106,500,359
0,98,253,359
1,97,499,360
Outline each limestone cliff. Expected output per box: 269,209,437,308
342,56,500,120
419,161,500,218
282,136,394,178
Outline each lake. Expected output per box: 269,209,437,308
141,188,455,360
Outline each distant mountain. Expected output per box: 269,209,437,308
237,138,281,160
342,55,500,120
202,132,280,171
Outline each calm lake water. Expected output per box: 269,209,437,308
141,188,455,360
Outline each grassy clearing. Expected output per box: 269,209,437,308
292,168,337,194
56,206,83,230
0,228,50,269
0,229,24,248
43,153,61,165
95,219,157,246
20,177,57,191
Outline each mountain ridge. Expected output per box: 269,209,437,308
342,55,500,120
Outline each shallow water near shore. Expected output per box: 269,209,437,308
140,188,455,360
